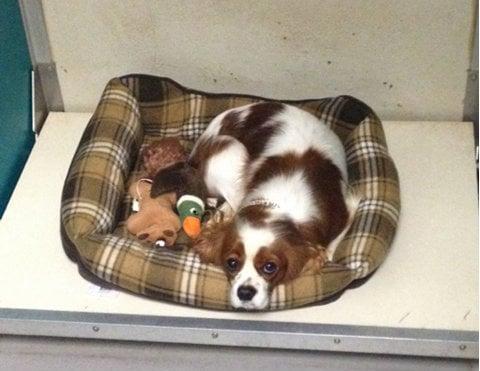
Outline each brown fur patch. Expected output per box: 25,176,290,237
192,219,242,267
248,149,348,246
270,218,305,246
253,247,286,286
221,240,245,279
254,240,320,286
247,153,297,191
219,102,284,160
301,148,349,244
237,205,271,227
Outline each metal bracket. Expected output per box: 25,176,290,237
31,69,45,135
36,62,64,112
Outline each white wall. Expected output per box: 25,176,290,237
41,0,476,121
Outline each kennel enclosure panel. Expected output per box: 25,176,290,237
0,113,476,360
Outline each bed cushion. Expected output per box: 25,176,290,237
61,74,400,310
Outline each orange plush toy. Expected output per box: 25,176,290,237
126,179,181,248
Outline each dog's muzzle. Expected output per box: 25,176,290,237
230,278,269,310
237,285,257,301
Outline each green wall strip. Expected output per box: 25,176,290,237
0,0,34,217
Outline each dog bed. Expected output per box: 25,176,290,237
61,74,400,310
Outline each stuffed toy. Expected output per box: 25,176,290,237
151,161,208,240
141,137,188,178
177,195,205,239
126,180,181,248
126,138,208,247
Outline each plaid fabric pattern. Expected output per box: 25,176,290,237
61,74,400,310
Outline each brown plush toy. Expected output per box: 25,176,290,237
126,179,181,248
141,138,188,178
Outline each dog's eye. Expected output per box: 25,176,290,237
225,257,239,272
262,262,278,275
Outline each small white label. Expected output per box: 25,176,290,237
132,199,140,212
87,283,118,298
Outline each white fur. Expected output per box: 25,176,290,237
203,136,248,210
198,108,230,139
239,223,276,251
263,105,348,180
244,170,317,223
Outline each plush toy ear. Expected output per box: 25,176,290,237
128,179,152,200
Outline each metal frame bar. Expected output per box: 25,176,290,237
18,0,64,134
0,308,477,360
464,3,479,169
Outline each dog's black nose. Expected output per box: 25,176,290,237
237,285,257,301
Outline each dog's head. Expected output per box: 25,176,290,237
193,208,321,310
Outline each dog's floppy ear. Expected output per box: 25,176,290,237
301,245,327,275
192,220,233,265
278,243,326,283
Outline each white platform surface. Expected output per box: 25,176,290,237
0,112,477,331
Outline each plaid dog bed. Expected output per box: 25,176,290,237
61,74,400,310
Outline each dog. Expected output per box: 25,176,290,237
189,102,358,310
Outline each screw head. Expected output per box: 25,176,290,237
211,331,219,339
459,344,467,351
92,326,100,332
334,338,341,344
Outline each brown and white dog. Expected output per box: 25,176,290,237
189,102,357,310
